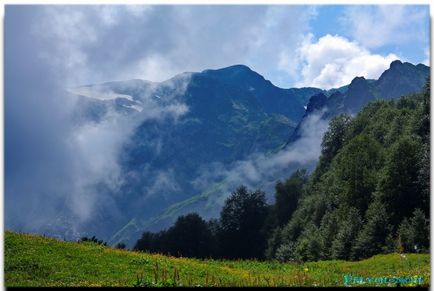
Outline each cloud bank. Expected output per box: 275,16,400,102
293,34,399,89
5,5,193,235
32,5,315,88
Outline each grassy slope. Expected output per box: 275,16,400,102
5,231,430,287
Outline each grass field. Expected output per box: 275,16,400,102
4,231,430,287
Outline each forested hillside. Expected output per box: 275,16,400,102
134,80,430,262
266,80,430,261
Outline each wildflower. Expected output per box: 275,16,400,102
304,267,309,272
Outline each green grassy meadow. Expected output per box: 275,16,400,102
5,231,430,287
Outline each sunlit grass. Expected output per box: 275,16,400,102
5,231,430,287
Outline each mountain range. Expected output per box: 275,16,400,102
68,60,429,246
289,60,430,142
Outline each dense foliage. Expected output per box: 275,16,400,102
267,81,430,262
134,82,430,262
134,213,216,258
134,187,268,259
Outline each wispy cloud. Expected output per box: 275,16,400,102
340,5,429,49
192,109,329,209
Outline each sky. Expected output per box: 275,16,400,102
4,4,431,235
5,5,430,89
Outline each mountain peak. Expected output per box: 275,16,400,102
221,64,252,72
376,60,430,99
305,92,327,113
349,76,367,85
390,59,403,68
201,64,254,76
198,64,271,89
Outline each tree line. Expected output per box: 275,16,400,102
133,81,430,262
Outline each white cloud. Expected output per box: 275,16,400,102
341,5,428,49
144,169,181,200
125,54,181,83
294,34,399,89
423,47,430,66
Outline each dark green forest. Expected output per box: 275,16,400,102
134,81,430,262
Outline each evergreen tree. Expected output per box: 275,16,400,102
335,134,384,214
417,143,430,215
293,224,322,262
265,227,282,260
274,169,307,227
331,208,362,260
218,186,268,259
381,136,422,226
351,199,391,260
164,213,214,258
410,208,429,253
318,210,339,259
134,231,164,253
275,241,297,262
397,218,413,253
313,114,352,181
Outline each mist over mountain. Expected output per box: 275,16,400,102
67,65,324,244
8,60,429,247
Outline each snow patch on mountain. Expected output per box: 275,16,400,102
69,87,135,102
